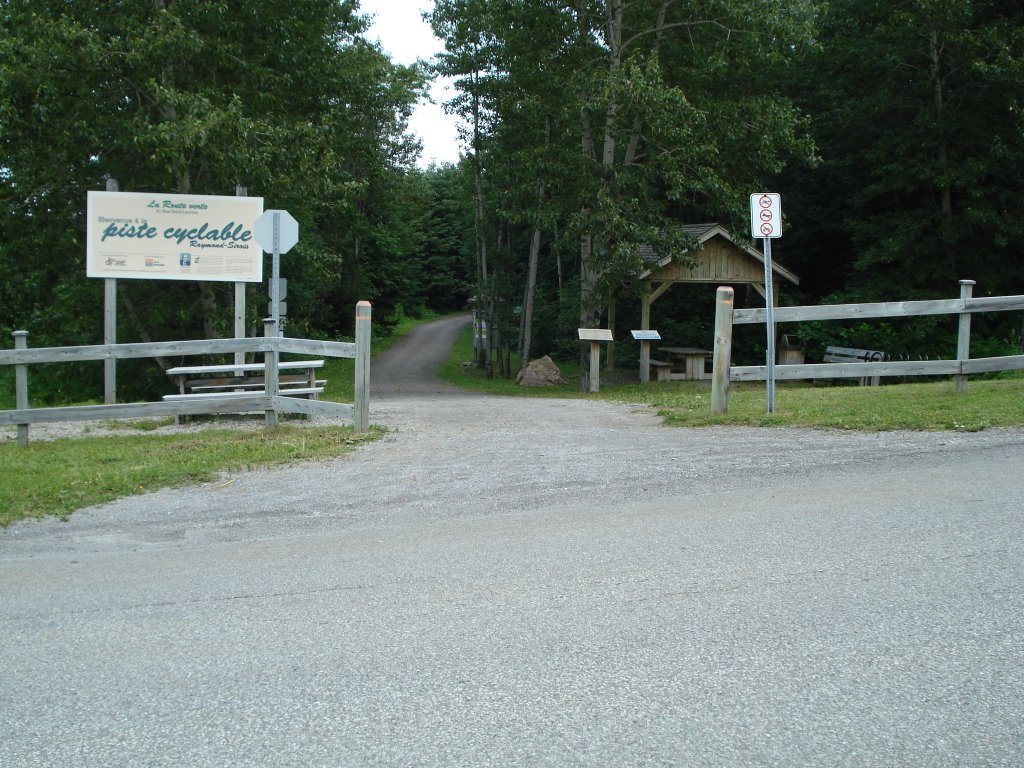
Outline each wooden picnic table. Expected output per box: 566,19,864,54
657,346,712,381
164,359,326,399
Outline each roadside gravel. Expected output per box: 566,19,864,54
2,314,1022,767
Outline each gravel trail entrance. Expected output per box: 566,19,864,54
2,315,1022,767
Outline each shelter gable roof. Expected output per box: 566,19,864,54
639,223,798,286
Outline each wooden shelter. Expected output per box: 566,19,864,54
607,223,800,373
637,223,799,330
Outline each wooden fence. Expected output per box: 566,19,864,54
0,301,372,446
710,281,1024,414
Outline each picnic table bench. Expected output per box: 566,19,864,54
647,359,674,382
163,360,326,410
651,346,712,381
821,346,888,386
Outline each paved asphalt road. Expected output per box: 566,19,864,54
1,315,1022,767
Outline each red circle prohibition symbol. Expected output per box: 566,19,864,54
759,209,773,222
759,195,773,208
760,222,774,235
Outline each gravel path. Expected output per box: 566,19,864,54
2,315,1023,767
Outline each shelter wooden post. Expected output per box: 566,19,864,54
640,284,653,382
353,301,372,433
641,283,652,331
579,329,613,393
955,279,975,394
263,318,279,429
13,331,29,446
103,177,118,404
711,287,734,415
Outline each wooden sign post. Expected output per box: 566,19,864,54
579,328,613,393
631,329,661,383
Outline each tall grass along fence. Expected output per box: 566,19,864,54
1,302,372,446
710,281,1024,414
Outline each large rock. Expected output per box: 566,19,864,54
516,356,568,387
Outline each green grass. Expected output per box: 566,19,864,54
0,313,461,527
0,425,380,527
439,324,586,398
441,324,1024,431
610,378,1024,431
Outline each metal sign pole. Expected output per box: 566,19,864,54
234,185,248,371
254,208,298,340
751,192,781,415
271,211,281,337
763,236,776,413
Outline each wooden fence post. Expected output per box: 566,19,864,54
711,286,734,415
263,318,279,429
13,331,29,446
955,280,975,393
353,301,372,433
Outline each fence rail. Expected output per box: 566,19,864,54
730,355,1024,382
1,302,371,445
711,281,1024,414
733,294,1024,325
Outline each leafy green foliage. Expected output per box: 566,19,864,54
779,0,1024,308
431,0,817,386
0,0,473,403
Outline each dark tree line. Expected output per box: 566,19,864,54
3,1,1023,400
429,0,1024,381
0,1,473,401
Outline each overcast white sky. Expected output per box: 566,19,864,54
359,0,463,168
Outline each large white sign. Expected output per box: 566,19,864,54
86,191,265,282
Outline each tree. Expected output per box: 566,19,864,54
0,0,425,399
431,0,817,388
781,0,1024,306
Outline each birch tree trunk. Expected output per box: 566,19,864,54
930,29,956,282
518,114,552,372
578,0,623,390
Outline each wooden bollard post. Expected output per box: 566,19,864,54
578,328,613,393
711,286,734,415
13,330,29,446
353,301,372,433
263,318,279,430
955,279,975,394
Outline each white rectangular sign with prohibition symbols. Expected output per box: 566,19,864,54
86,191,265,282
750,193,782,239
